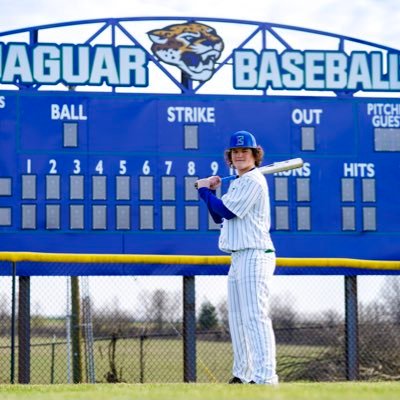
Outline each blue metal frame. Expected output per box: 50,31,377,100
1,16,398,96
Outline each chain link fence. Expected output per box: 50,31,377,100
1,272,400,384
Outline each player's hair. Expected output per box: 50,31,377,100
224,146,264,167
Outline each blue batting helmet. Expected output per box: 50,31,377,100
229,130,258,149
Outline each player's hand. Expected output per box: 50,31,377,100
195,178,211,189
208,176,221,190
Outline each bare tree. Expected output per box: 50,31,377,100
136,289,182,333
270,295,298,342
381,276,400,324
152,289,168,331
217,298,229,333
359,301,388,324
0,293,8,317
0,293,10,335
92,296,133,337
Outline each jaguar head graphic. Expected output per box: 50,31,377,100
148,22,224,82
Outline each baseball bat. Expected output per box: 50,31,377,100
195,158,304,188
242,157,304,179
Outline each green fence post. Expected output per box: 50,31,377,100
10,262,16,384
139,335,145,383
183,276,196,382
50,335,56,384
345,275,359,380
18,276,31,383
71,276,83,383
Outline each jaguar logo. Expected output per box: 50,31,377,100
148,22,224,82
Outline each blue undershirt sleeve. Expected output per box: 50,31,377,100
198,188,236,223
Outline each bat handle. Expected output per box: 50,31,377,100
195,175,236,188
221,175,237,183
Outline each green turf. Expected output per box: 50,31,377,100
0,382,399,400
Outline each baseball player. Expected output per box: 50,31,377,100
195,130,278,385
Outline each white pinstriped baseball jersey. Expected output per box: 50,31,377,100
218,168,274,253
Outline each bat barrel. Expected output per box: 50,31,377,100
194,158,304,187
259,157,304,174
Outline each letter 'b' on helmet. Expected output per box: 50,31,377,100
229,130,257,149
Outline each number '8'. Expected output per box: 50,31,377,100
187,161,196,176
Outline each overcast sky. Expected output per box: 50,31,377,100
1,0,400,50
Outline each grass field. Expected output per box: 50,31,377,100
0,382,400,400
0,336,325,384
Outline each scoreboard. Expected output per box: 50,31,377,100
0,91,399,260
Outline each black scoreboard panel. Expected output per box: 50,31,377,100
0,91,399,260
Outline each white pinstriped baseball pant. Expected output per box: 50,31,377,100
228,249,278,384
